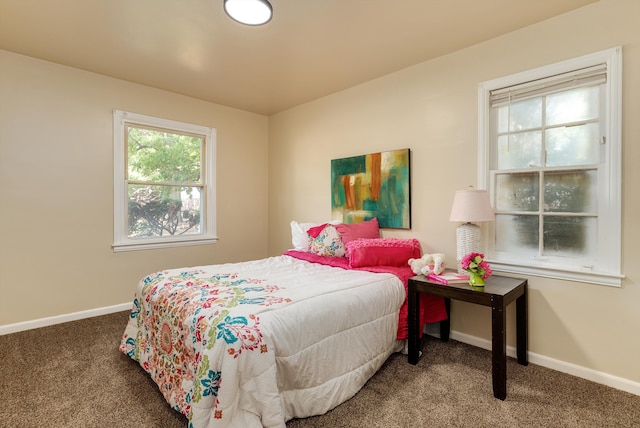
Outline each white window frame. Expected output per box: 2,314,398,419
477,47,623,286
113,110,217,252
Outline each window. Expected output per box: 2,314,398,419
478,47,622,286
113,110,217,251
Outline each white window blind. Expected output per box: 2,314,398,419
489,64,607,106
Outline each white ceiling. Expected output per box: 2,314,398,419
0,0,597,115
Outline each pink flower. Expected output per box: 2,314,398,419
462,252,492,279
478,260,492,279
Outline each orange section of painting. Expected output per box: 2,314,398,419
369,152,381,201
342,175,355,210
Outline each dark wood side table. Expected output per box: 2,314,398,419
408,274,528,400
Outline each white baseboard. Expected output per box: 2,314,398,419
0,303,132,336
450,330,640,397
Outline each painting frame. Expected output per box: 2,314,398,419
331,148,411,229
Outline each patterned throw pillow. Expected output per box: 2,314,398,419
290,221,324,251
309,225,346,257
290,220,339,251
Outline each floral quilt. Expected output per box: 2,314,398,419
120,255,413,427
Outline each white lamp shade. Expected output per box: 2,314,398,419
224,0,273,26
449,189,495,223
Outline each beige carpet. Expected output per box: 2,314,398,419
1,311,639,427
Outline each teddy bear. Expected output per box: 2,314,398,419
408,253,446,276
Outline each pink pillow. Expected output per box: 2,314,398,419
335,218,380,244
346,238,422,268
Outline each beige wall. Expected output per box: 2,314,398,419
268,0,640,386
0,51,269,325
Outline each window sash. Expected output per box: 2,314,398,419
490,82,604,271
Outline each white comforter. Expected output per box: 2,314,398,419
120,255,405,427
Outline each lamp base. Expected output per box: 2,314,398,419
456,222,481,274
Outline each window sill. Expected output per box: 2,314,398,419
113,237,218,252
489,260,624,287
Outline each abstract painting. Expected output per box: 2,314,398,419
331,149,411,229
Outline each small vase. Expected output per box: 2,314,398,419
468,272,485,287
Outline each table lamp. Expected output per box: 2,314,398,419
449,187,495,273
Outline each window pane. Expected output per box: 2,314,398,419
497,106,509,134
128,184,202,238
127,126,202,184
546,86,599,126
544,170,597,213
496,173,539,212
509,97,542,131
543,216,596,258
495,214,539,255
497,131,542,169
545,123,600,167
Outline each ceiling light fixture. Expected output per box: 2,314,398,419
224,0,273,26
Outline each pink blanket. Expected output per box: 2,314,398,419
284,250,447,339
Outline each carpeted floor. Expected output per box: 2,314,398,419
1,311,639,427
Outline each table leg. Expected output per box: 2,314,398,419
516,284,528,366
408,281,420,365
491,298,507,400
440,297,451,342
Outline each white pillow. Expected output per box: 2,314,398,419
290,220,339,251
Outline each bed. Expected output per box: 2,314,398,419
120,221,446,427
